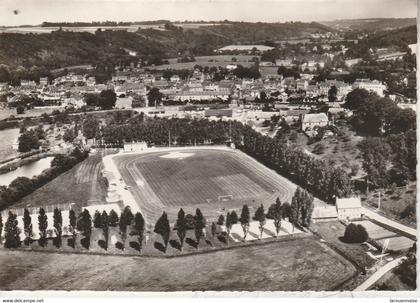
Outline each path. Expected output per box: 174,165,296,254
362,207,417,238
353,257,406,291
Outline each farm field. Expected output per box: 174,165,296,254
0,128,19,161
12,154,108,210
0,237,356,291
113,149,305,223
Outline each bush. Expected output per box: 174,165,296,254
342,223,369,243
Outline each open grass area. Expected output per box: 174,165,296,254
113,149,299,223
311,221,376,268
0,237,356,291
13,154,108,209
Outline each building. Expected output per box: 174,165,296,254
301,113,329,131
216,45,274,53
353,79,386,97
336,197,362,221
377,51,406,62
123,141,148,152
312,206,338,222
0,82,9,92
345,58,362,67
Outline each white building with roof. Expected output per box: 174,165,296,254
336,197,362,220
301,113,329,131
353,79,386,97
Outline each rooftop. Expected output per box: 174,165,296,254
336,197,362,209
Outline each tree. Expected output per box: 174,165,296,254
133,212,145,253
23,208,32,245
342,223,369,243
69,209,77,249
82,116,99,140
63,127,76,142
267,198,283,237
358,138,391,191
53,208,62,248
16,105,25,115
38,208,48,247
98,89,117,110
93,210,102,228
230,211,238,224
175,208,187,251
4,212,20,248
109,209,119,227
225,212,233,245
18,130,40,152
154,211,170,253
328,85,338,102
76,209,92,249
211,222,217,238
119,206,133,250
194,208,206,247
101,211,109,250
216,214,225,225
300,190,314,227
253,204,266,239
147,87,162,107
239,205,250,241
290,188,301,231
0,212,3,244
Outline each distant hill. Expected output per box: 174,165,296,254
321,18,416,32
0,21,332,69
363,25,417,49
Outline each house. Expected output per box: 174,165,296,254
0,82,9,92
275,59,295,68
345,58,362,67
312,206,338,222
301,113,329,131
352,79,386,97
123,141,148,152
336,197,362,221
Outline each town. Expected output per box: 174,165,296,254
0,16,416,294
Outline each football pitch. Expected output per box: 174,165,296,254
113,148,297,222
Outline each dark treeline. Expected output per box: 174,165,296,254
0,148,89,210
100,115,352,203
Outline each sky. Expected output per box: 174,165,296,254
0,0,417,26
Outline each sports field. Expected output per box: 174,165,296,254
112,148,298,222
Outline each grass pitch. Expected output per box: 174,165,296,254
114,149,297,222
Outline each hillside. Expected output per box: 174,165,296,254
0,21,332,69
321,18,416,32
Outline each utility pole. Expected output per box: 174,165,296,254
377,191,381,211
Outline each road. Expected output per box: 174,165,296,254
354,257,406,291
362,207,417,238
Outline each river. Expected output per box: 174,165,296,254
0,157,53,186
